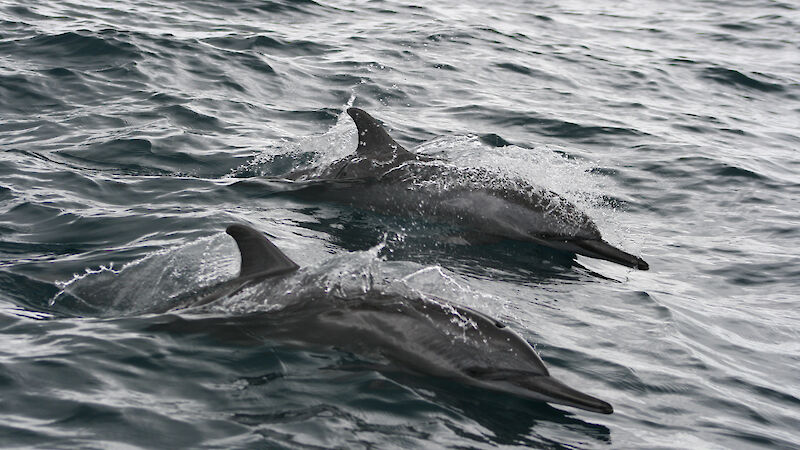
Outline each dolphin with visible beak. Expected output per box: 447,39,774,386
284,108,648,270
165,224,614,414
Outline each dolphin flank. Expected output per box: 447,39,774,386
285,107,649,270
167,224,614,414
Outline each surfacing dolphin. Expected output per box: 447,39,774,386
284,108,648,270
164,224,613,414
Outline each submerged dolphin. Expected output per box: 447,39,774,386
284,108,648,270
166,224,613,414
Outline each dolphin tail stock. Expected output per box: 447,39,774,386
570,238,649,270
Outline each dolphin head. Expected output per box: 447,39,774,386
414,301,614,414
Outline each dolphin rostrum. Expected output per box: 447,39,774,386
168,224,614,414
285,108,648,270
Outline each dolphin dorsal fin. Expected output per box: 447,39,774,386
226,224,300,279
347,108,412,161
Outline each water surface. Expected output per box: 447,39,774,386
1,0,799,447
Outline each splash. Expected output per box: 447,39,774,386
206,234,511,341
229,95,358,178
415,134,611,222
52,233,238,316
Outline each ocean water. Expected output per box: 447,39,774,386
1,0,799,447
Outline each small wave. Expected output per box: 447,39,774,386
202,34,333,57
0,30,140,69
701,66,786,93
443,104,645,143
159,104,229,133
54,136,244,177
493,62,569,85
0,73,66,114
241,0,327,15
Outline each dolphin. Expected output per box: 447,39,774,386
283,108,648,270
165,224,613,414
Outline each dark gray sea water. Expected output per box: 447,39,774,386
1,0,799,448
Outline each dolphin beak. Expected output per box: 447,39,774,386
516,375,614,414
574,239,649,271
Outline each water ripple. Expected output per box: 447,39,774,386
1,0,799,447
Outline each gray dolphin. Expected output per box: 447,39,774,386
167,224,613,414
285,108,648,270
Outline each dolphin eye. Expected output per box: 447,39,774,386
494,321,506,328
465,367,490,378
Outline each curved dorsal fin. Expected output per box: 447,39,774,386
347,108,412,161
226,224,299,279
